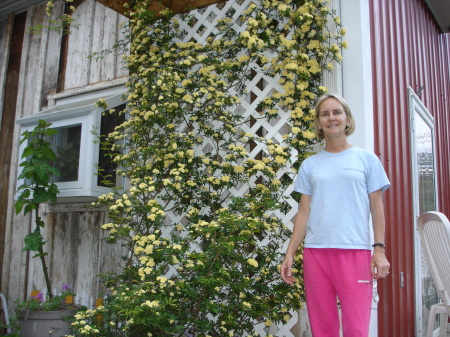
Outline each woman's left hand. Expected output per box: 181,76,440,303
371,247,390,279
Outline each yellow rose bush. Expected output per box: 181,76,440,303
64,0,345,336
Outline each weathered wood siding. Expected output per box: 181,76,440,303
37,204,126,308
1,0,129,310
15,3,61,118
0,15,14,293
64,0,128,90
0,12,26,297
0,16,13,124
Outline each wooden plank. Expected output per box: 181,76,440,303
95,0,227,18
97,219,127,291
64,0,96,89
0,11,27,299
72,211,124,308
32,4,49,113
115,14,129,78
14,8,33,119
18,4,47,116
7,213,32,302
72,211,101,308
40,1,65,107
89,2,120,83
0,16,13,128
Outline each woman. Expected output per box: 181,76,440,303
280,93,390,337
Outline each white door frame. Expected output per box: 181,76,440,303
408,87,439,337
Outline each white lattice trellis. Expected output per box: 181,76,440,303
159,1,343,336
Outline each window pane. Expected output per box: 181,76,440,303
97,103,126,187
416,116,435,214
415,112,438,336
52,124,82,182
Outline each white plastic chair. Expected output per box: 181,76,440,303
417,211,450,337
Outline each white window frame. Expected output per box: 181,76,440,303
16,85,127,202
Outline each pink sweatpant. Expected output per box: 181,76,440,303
303,248,373,337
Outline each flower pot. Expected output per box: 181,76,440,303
19,308,78,337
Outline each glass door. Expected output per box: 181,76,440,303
409,88,439,337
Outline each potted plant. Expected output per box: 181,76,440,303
16,285,79,337
14,119,80,337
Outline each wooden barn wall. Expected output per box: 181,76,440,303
1,0,129,309
369,0,450,336
63,0,128,90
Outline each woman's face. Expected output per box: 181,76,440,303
316,97,349,138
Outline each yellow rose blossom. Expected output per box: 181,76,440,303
253,162,265,170
247,258,258,267
234,165,245,173
264,319,272,327
291,127,300,134
142,300,159,308
303,130,316,139
275,156,286,164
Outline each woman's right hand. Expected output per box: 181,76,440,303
280,254,296,285
280,195,310,285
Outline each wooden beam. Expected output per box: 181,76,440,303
95,0,227,18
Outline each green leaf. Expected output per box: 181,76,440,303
21,145,35,159
23,231,44,252
19,131,29,144
14,201,24,214
32,252,48,258
43,147,58,161
24,203,35,215
35,165,52,183
47,166,61,177
17,166,35,180
17,188,31,201
47,184,60,202
33,187,51,204
45,128,58,137
16,183,29,192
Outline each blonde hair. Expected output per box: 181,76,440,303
313,93,355,139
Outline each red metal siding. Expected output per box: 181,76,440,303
369,0,450,336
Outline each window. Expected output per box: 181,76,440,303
52,124,82,183
17,85,127,202
97,103,126,188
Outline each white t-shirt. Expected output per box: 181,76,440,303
294,146,390,250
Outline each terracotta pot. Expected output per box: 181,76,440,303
18,308,78,337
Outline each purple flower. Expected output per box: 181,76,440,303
31,292,44,302
62,284,71,292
